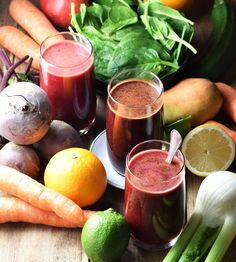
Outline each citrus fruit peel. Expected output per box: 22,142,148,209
44,148,107,208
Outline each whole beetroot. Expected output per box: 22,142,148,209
0,142,40,178
0,82,52,145
33,120,82,162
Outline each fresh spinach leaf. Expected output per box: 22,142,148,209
107,37,178,78
113,22,152,41
94,0,114,7
71,0,196,81
82,31,117,79
101,5,138,34
141,14,196,53
86,3,106,24
71,4,101,31
138,0,193,25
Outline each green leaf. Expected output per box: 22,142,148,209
87,3,106,24
107,37,178,78
71,0,196,81
101,5,138,34
138,0,194,25
139,1,196,54
112,22,151,41
95,0,114,7
81,30,117,79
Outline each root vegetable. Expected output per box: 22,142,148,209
9,0,59,45
0,197,79,227
33,120,82,163
204,120,236,144
215,82,236,123
0,142,40,179
0,26,40,69
0,165,92,226
0,82,52,145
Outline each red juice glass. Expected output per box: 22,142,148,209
106,68,164,175
124,140,186,250
40,32,96,135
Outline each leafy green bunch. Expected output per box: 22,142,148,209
71,0,196,81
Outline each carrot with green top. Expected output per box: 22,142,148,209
0,165,94,226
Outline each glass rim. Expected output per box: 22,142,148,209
126,139,185,183
107,68,164,109
39,31,94,69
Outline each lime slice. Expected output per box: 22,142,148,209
182,124,235,177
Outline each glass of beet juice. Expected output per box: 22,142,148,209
40,32,96,135
124,140,186,251
106,68,164,175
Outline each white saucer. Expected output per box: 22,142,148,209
90,130,125,190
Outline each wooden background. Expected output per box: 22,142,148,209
0,0,236,261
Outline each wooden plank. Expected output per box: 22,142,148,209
0,224,88,262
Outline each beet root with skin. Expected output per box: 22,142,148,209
0,82,52,145
33,120,82,162
0,142,40,178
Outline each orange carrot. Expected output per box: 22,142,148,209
215,82,236,123
0,165,94,226
9,0,59,45
205,120,236,143
0,25,40,69
0,197,79,227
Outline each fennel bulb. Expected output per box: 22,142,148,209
163,170,236,262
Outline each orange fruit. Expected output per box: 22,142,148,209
44,148,107,208
160,0,192,12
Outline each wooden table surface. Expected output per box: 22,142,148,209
0,1,236,261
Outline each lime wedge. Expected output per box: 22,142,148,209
165,116,191,141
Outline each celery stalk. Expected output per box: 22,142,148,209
163,213,202,262
163,171,236,262
205,216,236,262
179,223,220,262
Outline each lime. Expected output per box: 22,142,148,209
164,116,191,141
182,124,235,177
81,208,130,262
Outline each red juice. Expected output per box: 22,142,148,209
40,39,96,133
106,79,163,174
124,149,185,250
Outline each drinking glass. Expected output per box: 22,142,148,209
40,32,96,135
124,140,186,250
106,68,164,175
